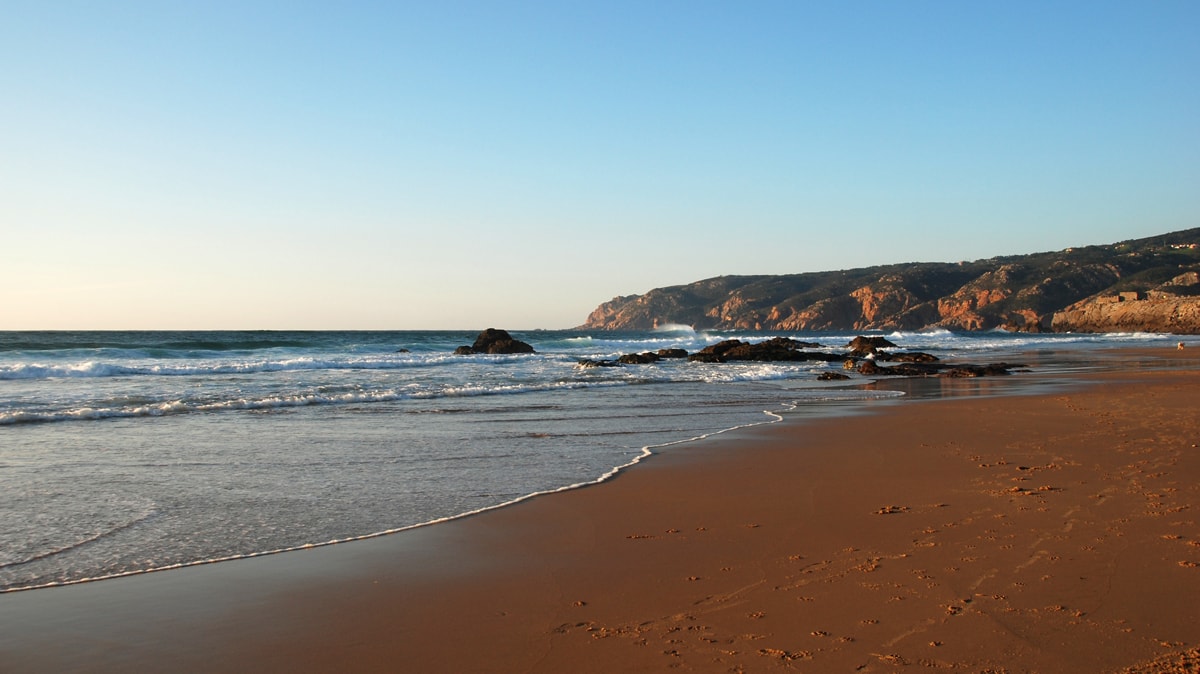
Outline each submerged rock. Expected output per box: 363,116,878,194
577,359,621,368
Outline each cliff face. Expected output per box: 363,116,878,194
1050,272,1200,334
1050,297,1200,334
581,229,1200,334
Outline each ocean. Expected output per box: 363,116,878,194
0,328,1182,593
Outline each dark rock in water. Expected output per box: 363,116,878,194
847,335,898,356
396,348,410,353
455,328,536,355
886,362,944,376
817,371,852,381
754,336,823,349
681,334,1017,378
944,363,1019,377
859,358,1018,378
875,351,939,363
472,328,535,354
688,339,741,363
721,342,800,361
577,359,621,368
618,352,660,364
857,360,884,375
857,360,923,376
688,337,836,363
656,348,689,358
689,339,745,360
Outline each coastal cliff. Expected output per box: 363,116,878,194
1050,272,1200,333
580,228,1200,334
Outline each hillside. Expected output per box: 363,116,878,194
580,229,1200,333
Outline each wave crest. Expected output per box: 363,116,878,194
0,354,480,381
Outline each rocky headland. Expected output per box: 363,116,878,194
580,228,1200,334
1051,272,1200,333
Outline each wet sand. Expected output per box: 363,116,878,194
2,349,1198,672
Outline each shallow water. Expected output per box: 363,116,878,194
0,328,1187,592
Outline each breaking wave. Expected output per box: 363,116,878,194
0,353,519,381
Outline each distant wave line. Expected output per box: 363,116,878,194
0,362,872,427
0,380,611,426
0,353,533,381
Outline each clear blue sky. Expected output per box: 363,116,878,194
2,1,1197,329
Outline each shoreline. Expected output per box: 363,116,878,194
2,347,1198,672
0,387,802,597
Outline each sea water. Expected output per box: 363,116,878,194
0,328,1181,592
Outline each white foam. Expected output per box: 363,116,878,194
0,398,810,594
886,328,956,340
653,323,697,334
0,380,609,426
0,353,481,381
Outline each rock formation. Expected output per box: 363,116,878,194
583,335,1015,378
1051,272,1200,334
454,328,536,355
579,228,1200,334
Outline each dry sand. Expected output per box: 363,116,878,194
2,349,1198,673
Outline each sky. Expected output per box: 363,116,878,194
2,1,1197,330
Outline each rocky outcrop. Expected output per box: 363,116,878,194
1052,297,1200,334
618,352,660,364
1157,271,1200,295
579,228,1200,334
849,282,924,329
1050,272,1200,334
454,328,535,355
687,337,836,363
856,359,1019,377
585,336,1011,378
847,336,897,355
934,266,1018,330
